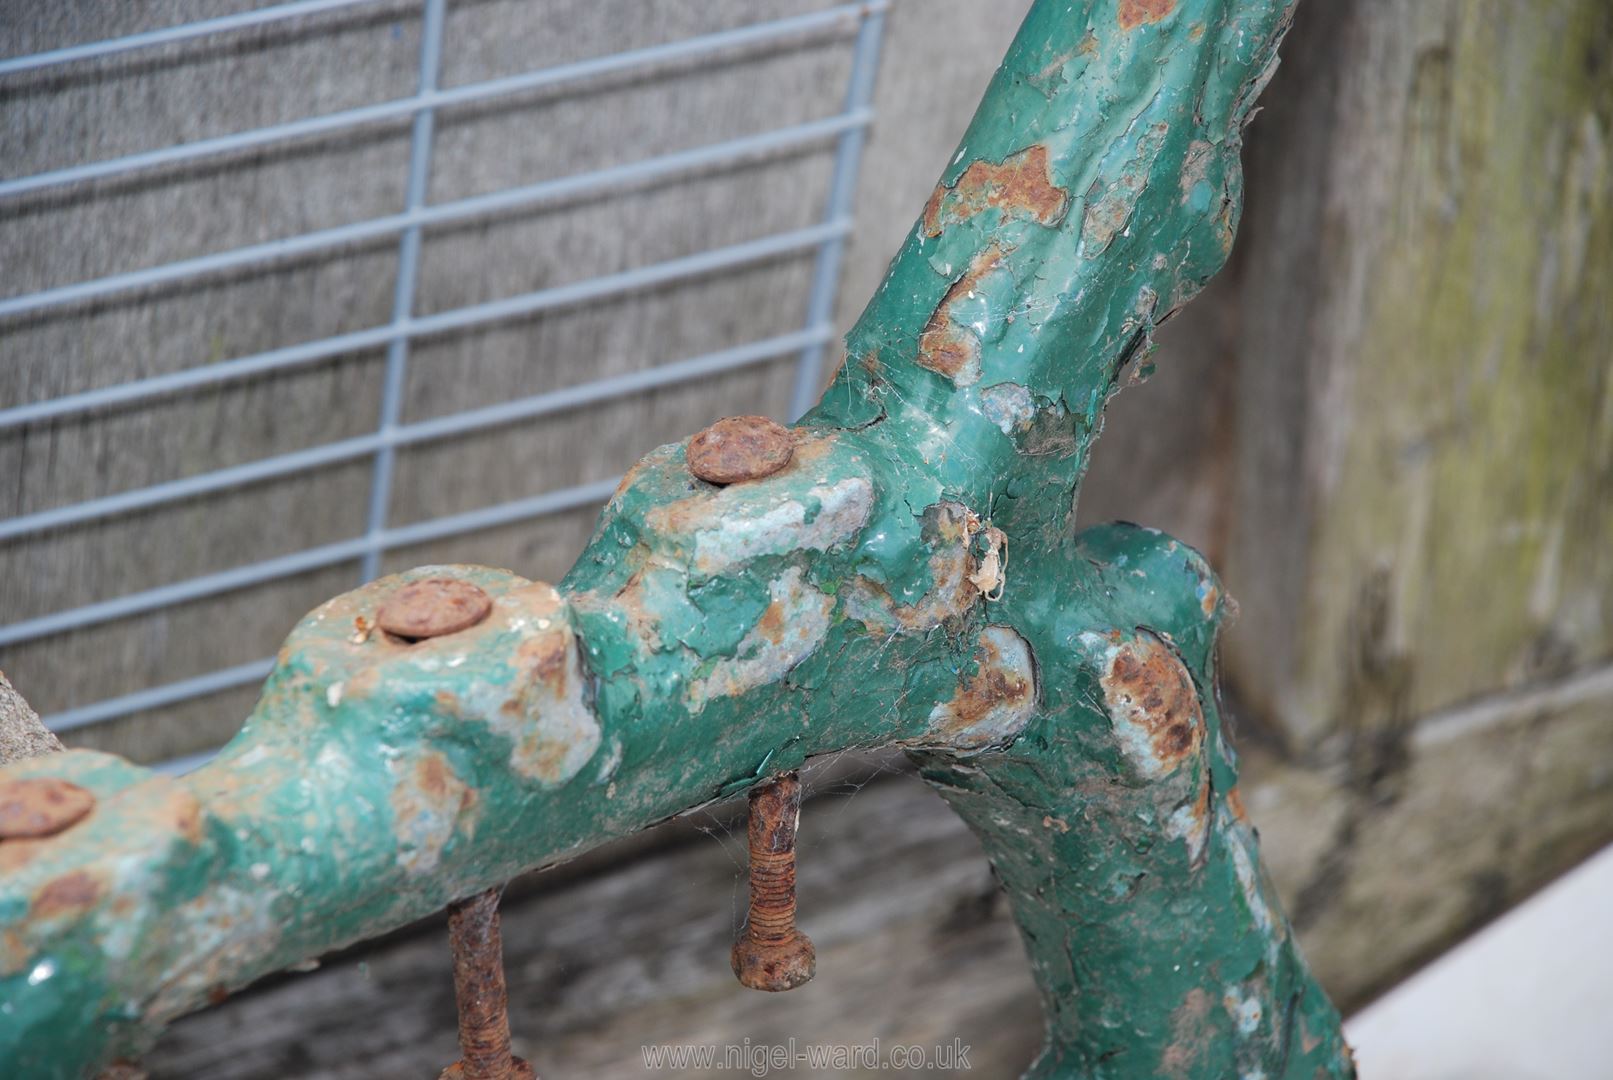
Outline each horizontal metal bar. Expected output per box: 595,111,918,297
46,658,277,735
0,110,871,320
26,319,832,728
151,748,222,777
0,3,883,200
0,324,830,541
0,0,379,77
0,220,847,430
0,478,623,649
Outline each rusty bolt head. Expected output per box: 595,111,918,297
377,579,493,641
731,929,816,992
438,1061,535,1080
687,415,794,485
0,777,96,840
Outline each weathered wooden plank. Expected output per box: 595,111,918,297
1217,0,1613,748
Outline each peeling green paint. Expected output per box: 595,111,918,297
0,2,1352,1077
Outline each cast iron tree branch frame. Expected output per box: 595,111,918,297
0,0,1355,1075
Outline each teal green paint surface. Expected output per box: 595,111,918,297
0,2,1351,1076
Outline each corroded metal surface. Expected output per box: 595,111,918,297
377,578,495,641
0,777,95,839
685,415,795,485
438,889,533,1080
731,773,815,992
0,3,1353,1077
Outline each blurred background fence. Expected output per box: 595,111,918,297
2,0,884,771
2,0,1611,1076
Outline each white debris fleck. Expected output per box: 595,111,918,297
979,382,1036,435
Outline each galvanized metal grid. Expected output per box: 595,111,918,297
0,0,887,772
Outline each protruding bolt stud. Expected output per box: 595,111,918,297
439,887,534,1080
731,771,816,992
94,1060,148,1080
687,415,794,485
0,777,95,840
377,579,493,642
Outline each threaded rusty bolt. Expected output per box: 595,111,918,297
0,777,95,841
731,771,815,992
439,888,534,1080
687,415,794,485
377,578,493,642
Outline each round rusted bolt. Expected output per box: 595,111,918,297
377,578,493,642
731,771,816,992
0,777,96,840
687,415,794,485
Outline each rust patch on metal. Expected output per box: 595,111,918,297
0,838,46,874
921,144,1068,237
1214,195,1237,254
32,870,104,920
1118,0,1175,30
0,777,95,840
377,579,493,642
755,599,787,645
1226,785,1250,825
1161,985,1212,1077
916,244,1005,387
516,630,570,698
393,754,474,876
1167,772,1212,865
153,784,206,847
489,584,600,785
844,502,984,631
1098,633,1203,779
687,415,795,485
689,568,833,711
935,631,1032,747
922,626,1037,750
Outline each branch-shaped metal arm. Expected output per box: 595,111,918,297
0,1,1354,1076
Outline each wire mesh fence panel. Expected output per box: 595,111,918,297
0,0,886,771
